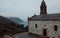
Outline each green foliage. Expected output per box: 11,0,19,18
0,24,24,35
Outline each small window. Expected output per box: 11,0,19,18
54,25,57,31
35,24,37,28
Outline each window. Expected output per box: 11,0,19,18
54,25,57,31
35,24,37,28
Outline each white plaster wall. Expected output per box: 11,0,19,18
28,21,60,38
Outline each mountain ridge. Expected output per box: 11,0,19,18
7,17,27,27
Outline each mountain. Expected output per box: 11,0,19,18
23,20,28,27
8,17,23,25
7,17,28,28
8,17,28,27
0,16,13,24
0,16,27,35
0,16,24,35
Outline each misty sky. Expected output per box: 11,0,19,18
0,0,60,20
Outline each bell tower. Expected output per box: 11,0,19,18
40,0,47,15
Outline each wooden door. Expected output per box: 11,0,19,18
43,29,47,36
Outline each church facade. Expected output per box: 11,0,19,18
28,0,60,38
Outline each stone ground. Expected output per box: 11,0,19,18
13,32,40,38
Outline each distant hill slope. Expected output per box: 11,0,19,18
8,17,28,27
0,16,24,35
23,20,27,27
8,17,23,25
0,16,13,24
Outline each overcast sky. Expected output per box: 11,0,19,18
0,0,60,20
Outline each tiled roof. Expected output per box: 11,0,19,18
28,13,60,21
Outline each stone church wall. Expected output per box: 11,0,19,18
28,21,60,38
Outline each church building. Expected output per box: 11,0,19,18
28,0,60,38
